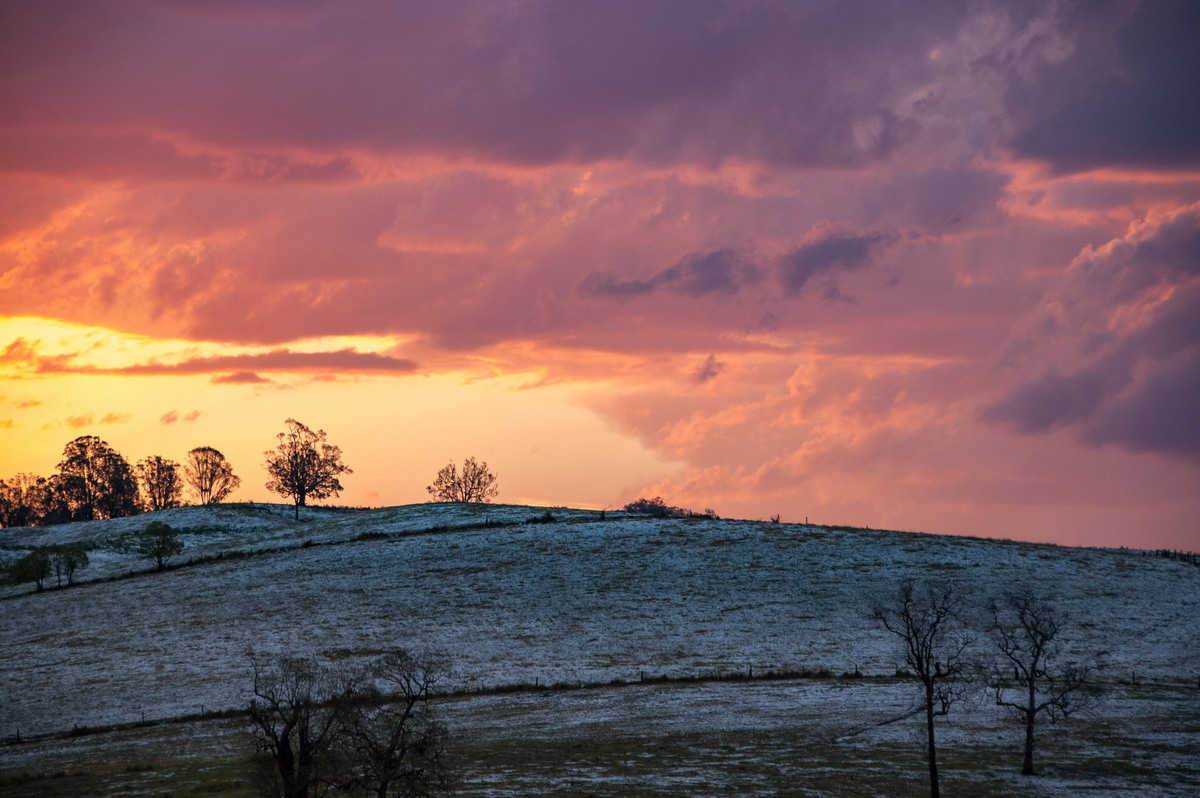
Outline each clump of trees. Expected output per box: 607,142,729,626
57,435,139,522
1,436,243,529
4,543,89,592
426,457,498,503
249,650,449,797
872,580,1103,796
264,419,353,521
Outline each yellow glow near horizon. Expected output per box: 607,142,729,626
0,317,681,509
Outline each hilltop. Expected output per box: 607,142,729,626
2,503,1198,796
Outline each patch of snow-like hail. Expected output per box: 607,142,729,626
1,504,1196,740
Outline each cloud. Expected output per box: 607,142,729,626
0,0,975,170
46,412,131,430
986,203,1200,462
160,409,202,424
1005,0,1200,172
33,348,419,378
694,355,725,384
211,371,271,385
581,248,760,300
777,228,896,298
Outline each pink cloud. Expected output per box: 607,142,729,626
160,409,202,425
211,372,271,385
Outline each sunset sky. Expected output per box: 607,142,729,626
2,0,1198,549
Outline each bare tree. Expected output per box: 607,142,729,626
184,446,241,505
249,655,352,798
872,581,970,798
137,520,183,571
338,650,451,798
988,590,1100,776
136,455,184,511
425,457,497,503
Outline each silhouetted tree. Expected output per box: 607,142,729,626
137,521,183,571
425,457,497,503
136,455,184,511
248,651,451,798
183,446,241,504
249,654,352,798
0,473,72,528
873,581,970,798
988,591,1100,776
264,419,352,521
56,436,138,521
337,650,451,798
48,543,89,586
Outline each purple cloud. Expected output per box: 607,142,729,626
581,248,759,300
1005,0,1200,173
986,204,1200,462
778,229,895,298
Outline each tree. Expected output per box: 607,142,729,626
872,581,970,798
248,651,451,798
56,436,138,521
249,655,353,798
264,419,352,521
0,474,44,528
137,521,183,571
136,455,184,512
988,591,1100,776
48,543,89,587
183,446,241,505
9,548,52,592
338,650,451,798
425,457,497,503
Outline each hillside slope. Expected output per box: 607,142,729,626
2,503,1197,741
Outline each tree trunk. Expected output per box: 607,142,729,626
926,690,940,798
1022,678,1037,775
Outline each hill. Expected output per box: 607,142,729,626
1,503,1198,796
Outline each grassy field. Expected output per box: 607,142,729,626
2,503,1198,795
2,680,1197,796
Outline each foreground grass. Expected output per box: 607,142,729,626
2,681,1197,797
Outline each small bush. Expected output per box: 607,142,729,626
623,497,688,518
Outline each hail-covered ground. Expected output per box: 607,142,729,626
1,503,1198,796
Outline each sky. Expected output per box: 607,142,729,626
1,0,1198,550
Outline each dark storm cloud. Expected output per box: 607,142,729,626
1006,0,1200,172
0,0,974,169
581,248,760,300
986,203,1200,462
777,230,896,297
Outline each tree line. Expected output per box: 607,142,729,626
2,418,502,529
0,437,240,528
